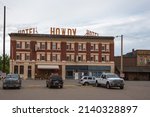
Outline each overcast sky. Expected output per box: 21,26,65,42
0,0,150,56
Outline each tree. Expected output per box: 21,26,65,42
0,54,10,74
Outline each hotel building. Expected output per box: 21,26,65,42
9,33,115,79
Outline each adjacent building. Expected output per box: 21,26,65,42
115,49,150,80
9,33,115,80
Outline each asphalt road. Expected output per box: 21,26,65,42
0,80,150,100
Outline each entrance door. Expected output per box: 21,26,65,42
28,66,32,79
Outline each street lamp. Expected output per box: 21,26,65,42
116,35,124,78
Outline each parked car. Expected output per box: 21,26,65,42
95,73,125,89
3,74,22,89
79,76,96,86
46,75,63,88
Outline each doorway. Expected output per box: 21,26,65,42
28,66,32,79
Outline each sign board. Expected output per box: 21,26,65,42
50,27,76,36
85,30,99,36
18,28,38,34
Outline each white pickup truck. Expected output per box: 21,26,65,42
95,73,125,89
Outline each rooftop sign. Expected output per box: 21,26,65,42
18,28,38,34
50,27,76,36
85,30,99,36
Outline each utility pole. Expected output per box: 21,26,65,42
3,6,6,73
116,35,124,78
120,35,123,77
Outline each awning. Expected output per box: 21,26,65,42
37,65,59,69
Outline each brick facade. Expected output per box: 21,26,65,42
115,50,150,80
9,33,115,80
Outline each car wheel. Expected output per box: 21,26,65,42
3,86,6,89
46,84,48,87
95,81,99,87
48,84,51,88
106,83,110,89
120,86,124,89
84,82,89,86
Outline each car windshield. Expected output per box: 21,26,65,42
6,74,19,79
50,75,62,80
107,74,119,78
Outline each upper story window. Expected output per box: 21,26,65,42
47,42,51,50
16,54,21,60
78,55,82,61
102,55,105,62
52,43,56,50
40,54,45,61
36,42,46,50
41,42,46,50
16,42,21,49
102,54,110,62
102,44,110,52
25,42,30,49
52,54,60,61
66,54,74,61
76,54,86,62
52,42,61,50
25,53,30,60
91,43,99,51
78,43,86,51
66,43,74,50
36,53,46,61
90,54,99,62
102,44,105,52
106,44,110,52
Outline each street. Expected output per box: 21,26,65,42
0,80,150,100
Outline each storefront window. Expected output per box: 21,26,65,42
67,71,73,76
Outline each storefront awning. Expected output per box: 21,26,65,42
37,65,59,69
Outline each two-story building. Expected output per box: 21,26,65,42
9,33,115,80
115,49,150,80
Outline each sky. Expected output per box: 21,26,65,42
0,0,150,56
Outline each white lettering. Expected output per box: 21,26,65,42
18,28,38,34
85,30,99,36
